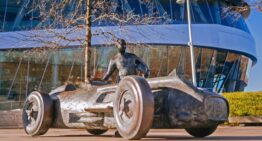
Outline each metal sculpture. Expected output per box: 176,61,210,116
102,39,150,82
22,38,229,140
22,74,229,140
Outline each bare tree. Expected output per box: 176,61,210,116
250,0,262,12
23,0,170,85
85,0,92,84
224,0,262,19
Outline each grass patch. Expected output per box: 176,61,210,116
223,91,262,117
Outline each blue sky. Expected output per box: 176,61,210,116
245,9,262,92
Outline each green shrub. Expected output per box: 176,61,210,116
223,91,262,117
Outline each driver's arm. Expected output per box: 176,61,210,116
102,59,117,81
135,57,150,78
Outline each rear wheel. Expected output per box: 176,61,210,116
86,129,108,135
185,125,218,137
113,76,154,140
22,91,53,136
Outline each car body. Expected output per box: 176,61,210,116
22,75,229,140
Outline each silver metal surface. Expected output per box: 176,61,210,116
186,0,197,86
23,76,229,139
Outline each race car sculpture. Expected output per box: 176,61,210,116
22,74,229,140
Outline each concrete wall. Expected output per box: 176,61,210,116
0,109,22,129
229,117,262,124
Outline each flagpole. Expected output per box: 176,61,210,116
186,0,197,86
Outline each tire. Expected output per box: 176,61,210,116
113,76,154,140
86,129,108,135
22,91,53,136
185,125,218,137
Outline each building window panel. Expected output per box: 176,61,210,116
0,45,253,108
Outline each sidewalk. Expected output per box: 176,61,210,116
0,127,262,141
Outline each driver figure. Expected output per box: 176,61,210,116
102,39,150,82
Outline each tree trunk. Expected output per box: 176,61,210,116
84,0,92,84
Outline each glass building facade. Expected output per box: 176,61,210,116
1,0,250,32
0,0,256,110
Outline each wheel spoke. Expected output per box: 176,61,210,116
32,104,38,111
26,101,33,109
26,110,31,120
26,110,31,116
30,117,36,124
119,111,124,119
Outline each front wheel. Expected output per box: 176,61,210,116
113,76,154,140
185,125,218,137
22,91,53,136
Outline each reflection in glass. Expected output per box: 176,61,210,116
0,45,253,107
0,0,250,32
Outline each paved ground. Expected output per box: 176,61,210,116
0,126,262,141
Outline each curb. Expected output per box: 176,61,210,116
229,116,262,124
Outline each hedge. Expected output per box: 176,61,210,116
223,91,262,117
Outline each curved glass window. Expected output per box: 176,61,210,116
0,0,250,33
96,0,250,32
0,45,252,110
